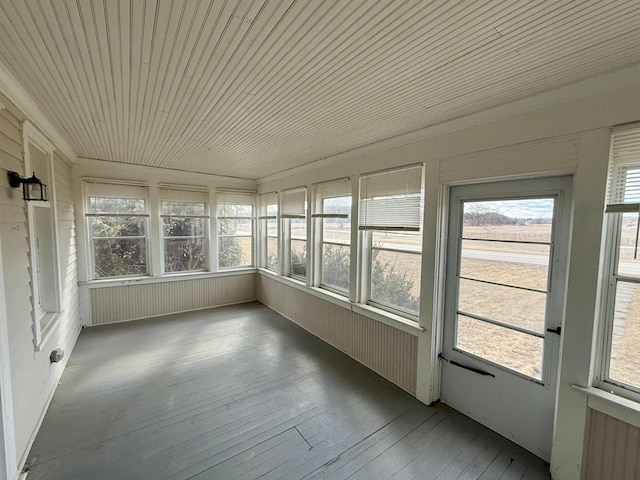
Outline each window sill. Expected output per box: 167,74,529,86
572,385,640,429
257,269,423,337
79,268,257,289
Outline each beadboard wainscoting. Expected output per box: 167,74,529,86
86,272,257,325
257,273,418,394
583,408,640,480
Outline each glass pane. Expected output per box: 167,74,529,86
371,249,421,315
266,204,277,216
164,238,206,272
219,236,253,268
608,281,640,390
322,243,350,292
372,231,422,253
267,218,277,236
291,218,307,240
323,196,351,216
458,278,546,332
460,240,550,291
218,204,252,217
462,198,554,243
322,217,350,245
93,238,147,278
90,216,146,238
617,213,640,278
161,201,206,216
456,315,543,380
267,237,278,270
218,218,252,237
89,196,145,214
163,217,207,237
291,239,307,277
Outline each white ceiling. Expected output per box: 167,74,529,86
0,1,639,179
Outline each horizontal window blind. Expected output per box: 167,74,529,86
258,192,277,218
281,187,306,219
606,126,640,213
359,165,423,231
313,178,351,218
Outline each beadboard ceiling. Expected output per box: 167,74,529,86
0,1,639,179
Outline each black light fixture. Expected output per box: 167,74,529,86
7,171,47,201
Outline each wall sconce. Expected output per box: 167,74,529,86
7,171,47,201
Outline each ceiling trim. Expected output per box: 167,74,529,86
257,62,640,185
74,156,255,185
0,59,76,162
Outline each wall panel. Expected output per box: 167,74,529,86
0,97,81,473
583,409,640,480
257,274,418,394
89,273,257,325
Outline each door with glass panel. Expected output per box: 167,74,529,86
441,176,571,461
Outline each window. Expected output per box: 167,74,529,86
217,191,254,268
312,178,351,294
600,125,640,396
359,165,424,318
24,125,61,343
258,192,278,271
85,181,149,278
281,187,307,280
160,185,209,273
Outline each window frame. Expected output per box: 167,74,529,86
281,187,308,282
159,185,210,275
23,122,62,347
358,164,424,321
84,180,150,280
311,178,352,296
216,191,255,270
258,192,279,272
597,123,640,402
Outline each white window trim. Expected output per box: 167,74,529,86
216,191,256,270
595,123,640,403
280,186,308,282
159,185,211,275
357,165,424,322
23,122,62,349
311,177,352,297
83,179,151,280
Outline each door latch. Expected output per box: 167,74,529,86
546,326,562,335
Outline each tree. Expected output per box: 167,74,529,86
319,243,419,313
371,250,419,313
218,205,246,268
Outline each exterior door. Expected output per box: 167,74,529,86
440,176,572,461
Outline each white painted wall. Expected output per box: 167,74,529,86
257,78,640,479
0,96,81,474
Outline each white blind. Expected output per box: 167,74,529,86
159,184,209,204
606,127,640,213
313,178,351,218
217,191,254,217
281,187,306,218
359,165,423,231
84,180,148,213
258,192,277,218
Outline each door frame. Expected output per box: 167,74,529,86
439,175,573,460
0,235,17,480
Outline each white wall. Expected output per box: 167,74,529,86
257,78,640,479
0,95,81,477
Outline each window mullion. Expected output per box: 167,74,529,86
149,185,162,276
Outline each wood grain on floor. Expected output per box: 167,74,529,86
26,302,550,480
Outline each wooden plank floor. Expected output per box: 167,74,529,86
26,302,551,480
